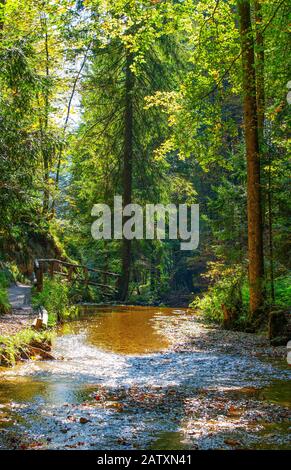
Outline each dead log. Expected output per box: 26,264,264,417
27,346,55,360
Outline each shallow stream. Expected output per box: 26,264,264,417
0,306,290,449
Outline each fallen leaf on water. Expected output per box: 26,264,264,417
106,402,124,411
60,428,69,433
227,406,243,417
224,439,241,446
79,417,90,424
19,444,28,450
28,442,43,448
117,438,127,445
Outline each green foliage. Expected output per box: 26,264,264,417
0,287,10,315
129,282,159,306
241,282,250,310
195,272,291,326
0,271,10,289
69,283,100,304
242,275,291,311
0,268,11,315
0,262,26,285
0,329,52,367
7,262,26,283
32,276,78,326
190,263,246,325
274,276,291,308
0,0,290,321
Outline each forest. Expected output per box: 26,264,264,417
0,0,290,454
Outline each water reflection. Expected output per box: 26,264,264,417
59,306,176,354
0,306,290,450
0,378,47,403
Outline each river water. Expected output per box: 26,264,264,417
0,306,290,450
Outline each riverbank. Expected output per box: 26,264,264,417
163,311,288,360
0,280,53,366
80,305,288,359
0,304,287,367
0,312,34,336
0,306,290,450
0,328,53,367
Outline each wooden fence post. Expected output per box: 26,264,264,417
83,267,89,287
49,261,55,278
68,265,74,282
35,260,43,292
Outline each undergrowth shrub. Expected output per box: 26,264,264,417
241,275,290,310
190,262,246,326
191,263,290,328
32,276,78,326
0,270,11,315
0,329,52,367
69,283,100,304
0,286,10,315
274,275,291,307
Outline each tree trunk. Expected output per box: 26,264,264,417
118,51,134,301
254,1,275,304
238,0,264,321
42,17,50,215
43,150,50,214
254,1,265,140
267,152,275,302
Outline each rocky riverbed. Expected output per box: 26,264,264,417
0,306,290,450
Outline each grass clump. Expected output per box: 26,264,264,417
191,263,290,330
32,276,79,326
190,263,246,327
0,329,53,367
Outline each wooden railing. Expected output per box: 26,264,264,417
33,258,120,296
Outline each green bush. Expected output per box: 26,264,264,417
0,270,11,315
274,275,291,307
0,286,10,315
129,282,156,304
241,281,250,310
32,276,78,326
69,283,100,304
191,268,290,327
8,262,26,283
190,263,246,325
0,329,52,367
241,275,290,310
0,262,25,286
0,262,26,315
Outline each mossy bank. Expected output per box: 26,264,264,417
0,328,53,367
